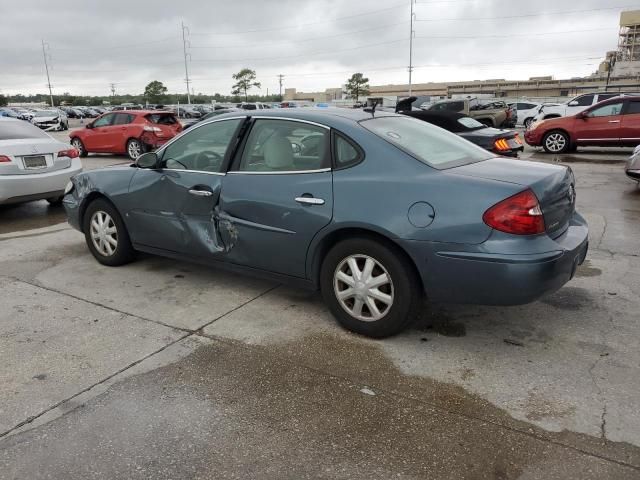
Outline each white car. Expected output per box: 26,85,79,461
532,92,640,124
510,102,542,129
31,109,69,131
0,118,82,205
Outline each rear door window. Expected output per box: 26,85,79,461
625,101,640,115
573,95,595,106
113,113,134,125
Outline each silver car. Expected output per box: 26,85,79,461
626,145,640,183
0,118,82,205
31,109,69,131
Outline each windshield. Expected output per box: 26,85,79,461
457,117,485,129
34,111,56,117
361,116,492,169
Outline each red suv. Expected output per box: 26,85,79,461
69,110,182,160
524,96,640,153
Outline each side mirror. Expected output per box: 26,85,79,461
135,152,159,168
576,111,589,120
568,100,579,107
86,123,94,129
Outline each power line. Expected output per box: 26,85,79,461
415,5,637,22
415,27,616,39
189,1,408,36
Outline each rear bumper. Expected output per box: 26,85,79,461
403,213,589,305
0,161,82,205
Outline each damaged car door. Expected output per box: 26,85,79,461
126,118,244,256
218,118,333,278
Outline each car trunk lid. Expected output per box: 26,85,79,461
144,112,182,138
450,158,575,237
0,138,71,175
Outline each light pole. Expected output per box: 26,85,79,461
41,40,54,107
408,0,415,96
181,22,191,105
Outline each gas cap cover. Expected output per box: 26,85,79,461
407,202,435,228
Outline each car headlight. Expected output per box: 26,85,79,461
64,181,74,195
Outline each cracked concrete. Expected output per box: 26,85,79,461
1,153,639,478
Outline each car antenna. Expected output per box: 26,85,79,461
364,100,378,117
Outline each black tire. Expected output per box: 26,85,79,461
320,238,422,338
126,138,145,161
71,137,88,157
83,198,135,266
524,118,534,129
46,196,63,205
542,130,570,154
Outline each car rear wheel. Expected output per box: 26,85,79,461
71,137,88,157
320,238,421,338
524,118,534,129
126,139,144,161
542,131,570,153
83,198,135,266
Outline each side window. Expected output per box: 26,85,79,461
334,133,363,168
162,119,242,173
445,101,464,112
588,102,623,117
93,113,115,127
519,103,535,110
597,93,618,102
238,119,329,172
626,101,640,115
113,113,134,125
574,95,595,107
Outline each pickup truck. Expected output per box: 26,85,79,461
424,98,513,128
532,92,640,123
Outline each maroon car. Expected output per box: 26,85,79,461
525,96,640,153
69,110,182,160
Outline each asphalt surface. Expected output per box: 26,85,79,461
1,118,640,479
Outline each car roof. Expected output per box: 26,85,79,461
222,107,397,123
105,110,173,115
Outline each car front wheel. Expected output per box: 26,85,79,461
320,238,421,338
83,198,135,266
542,130,570,153
71,137,88,157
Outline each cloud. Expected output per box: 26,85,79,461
0,0,626,97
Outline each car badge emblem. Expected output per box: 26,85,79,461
31,145,38,153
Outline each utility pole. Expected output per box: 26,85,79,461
110,83,116,98
181,21,191,105
278,74,284,100
408,0,415,96
41,40,54,107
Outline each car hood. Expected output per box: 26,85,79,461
33,115,59,122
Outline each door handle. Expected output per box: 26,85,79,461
608,120,621,123
188,189,213,197
295,196,325,205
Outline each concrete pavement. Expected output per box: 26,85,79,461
1,144,640,478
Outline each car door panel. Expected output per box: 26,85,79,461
126,169,225,256
219,171,333,278
84,113,116,151
574,102,623,144
620,101,640,143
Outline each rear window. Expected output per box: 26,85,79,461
0,120,50,140
361,116,492,170
146,113,178,125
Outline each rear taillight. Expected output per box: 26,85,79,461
143,125,162,133
0,155,10,163
494,138,510,151
483,189,545,235
514,133,523,145
57,148,79,159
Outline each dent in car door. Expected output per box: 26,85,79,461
218,118,333,278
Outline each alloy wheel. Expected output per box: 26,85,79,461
128,140,142,159
333,254,394,322
545,133,567,153
71,138,84,154
90,211,118,257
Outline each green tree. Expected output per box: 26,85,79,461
0,94,7,107
143,80,168,104
231,68,261,101
345,73,370,102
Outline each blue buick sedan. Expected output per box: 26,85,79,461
64,109,588,337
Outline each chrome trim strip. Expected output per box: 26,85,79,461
249,116,330,130
157,116,248,154
576,138,619,141
620,137,640,140
228,168,331,175
162,168,225,176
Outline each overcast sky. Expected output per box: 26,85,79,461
0,0,633,97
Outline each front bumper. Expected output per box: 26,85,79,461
403,213,589,305
524,130,543,147
0,160,82,205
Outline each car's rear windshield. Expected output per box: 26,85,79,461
361,116,492,169
146,113,178,125
0,121,50,140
